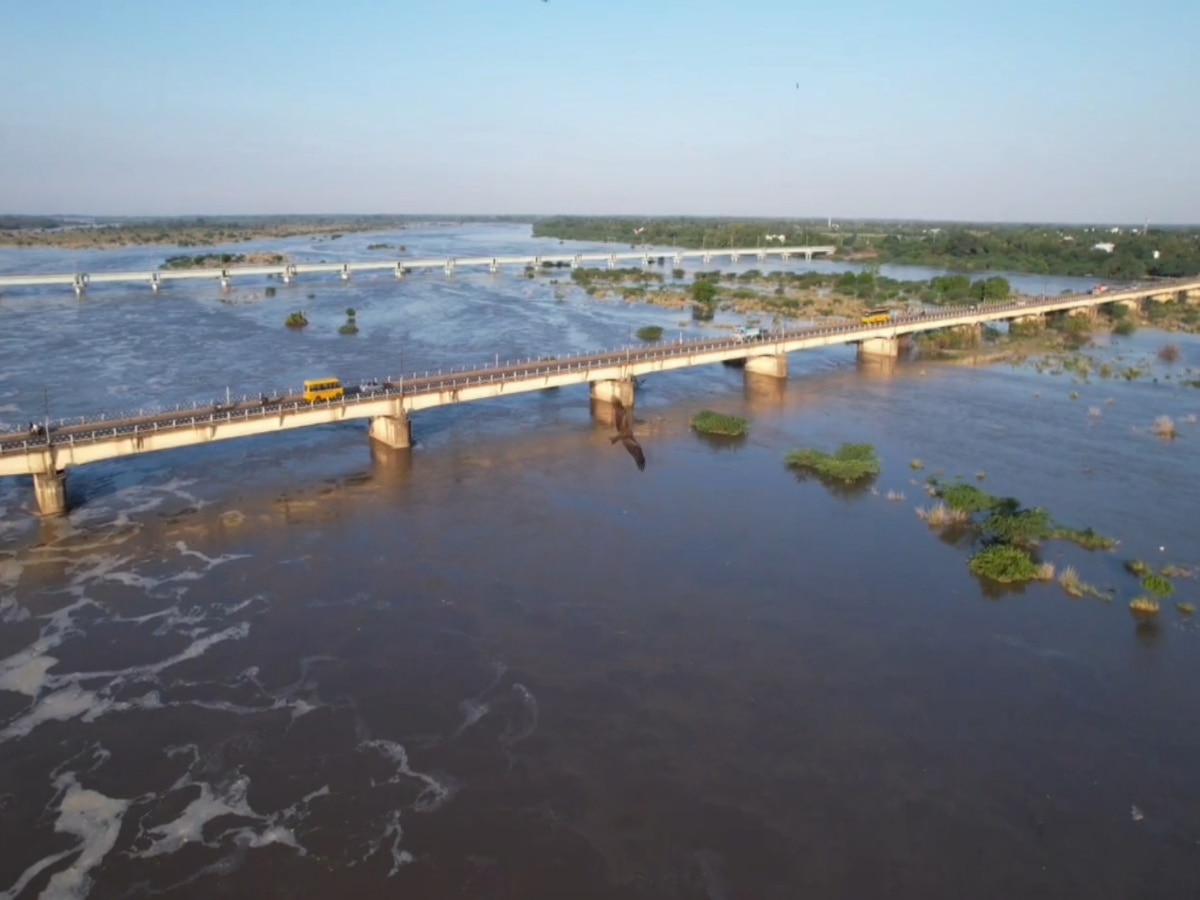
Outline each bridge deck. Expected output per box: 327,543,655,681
3,279,1196,478
0,246,837,289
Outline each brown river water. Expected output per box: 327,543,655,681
1,225,1199,898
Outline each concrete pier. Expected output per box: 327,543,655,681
589,378,636,406
744,353,788,379
33,470,67,516
858,336,900,358
369,414,412,450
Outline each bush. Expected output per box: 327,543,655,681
1141,573,1174,597
264,286,277,298
968,544,1040,583
692,410,749,437
785,443,880,483
284,311,308,329
1113,319,1137,336
636,326,664,342
938,482,998,514
981,506,1053,546
1050,526,1117,550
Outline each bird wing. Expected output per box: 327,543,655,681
612,398,632,436
621,435,646,471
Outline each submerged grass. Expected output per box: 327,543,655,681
785,443,880,484
691,410,749,437
968,544,1040,583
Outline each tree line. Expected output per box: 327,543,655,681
532,217,1200,279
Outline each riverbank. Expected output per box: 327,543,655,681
0,221,391,250
531,217,1200,280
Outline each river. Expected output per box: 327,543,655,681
0,224,1198,898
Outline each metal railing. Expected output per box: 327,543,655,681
0,287,1177,457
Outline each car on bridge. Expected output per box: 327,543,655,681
735,326,767,341
357,380,385,395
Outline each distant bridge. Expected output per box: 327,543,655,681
0,245,838,294
3,278,1198,516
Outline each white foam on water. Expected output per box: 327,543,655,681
0,593,30,623
359,740,458,813
501,683,538,747
131,746,329,870
0,773,132,900
0,645,60,696
171,541,251,572
452,660,511,738
0,685,164,743
453,699,490,737
351,810,413,875
0,622,250,744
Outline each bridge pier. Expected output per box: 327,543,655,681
859,336,900,358
590,378,635,407
369,414,412,450
33,470,67,517
744,353,788,379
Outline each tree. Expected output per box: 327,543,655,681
691,279,717,306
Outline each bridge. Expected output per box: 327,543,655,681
0,245,837,295
4,278,1198,516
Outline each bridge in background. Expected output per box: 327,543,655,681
3,278,1198,516
0,245,838,295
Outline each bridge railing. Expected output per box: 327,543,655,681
0,292,1150,456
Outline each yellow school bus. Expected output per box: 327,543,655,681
861,307,891,326
303,378,344,403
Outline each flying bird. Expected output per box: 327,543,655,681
610,399,646,471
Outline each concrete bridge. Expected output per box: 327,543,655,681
0,245,838,295
4,278,1198,516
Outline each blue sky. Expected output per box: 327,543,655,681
1,0,1197,223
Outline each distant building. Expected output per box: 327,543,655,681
1092,242,1116,253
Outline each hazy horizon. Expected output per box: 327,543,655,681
2,0,1197,224
4,212,1196,230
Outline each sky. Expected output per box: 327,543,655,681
1,0,1197,223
